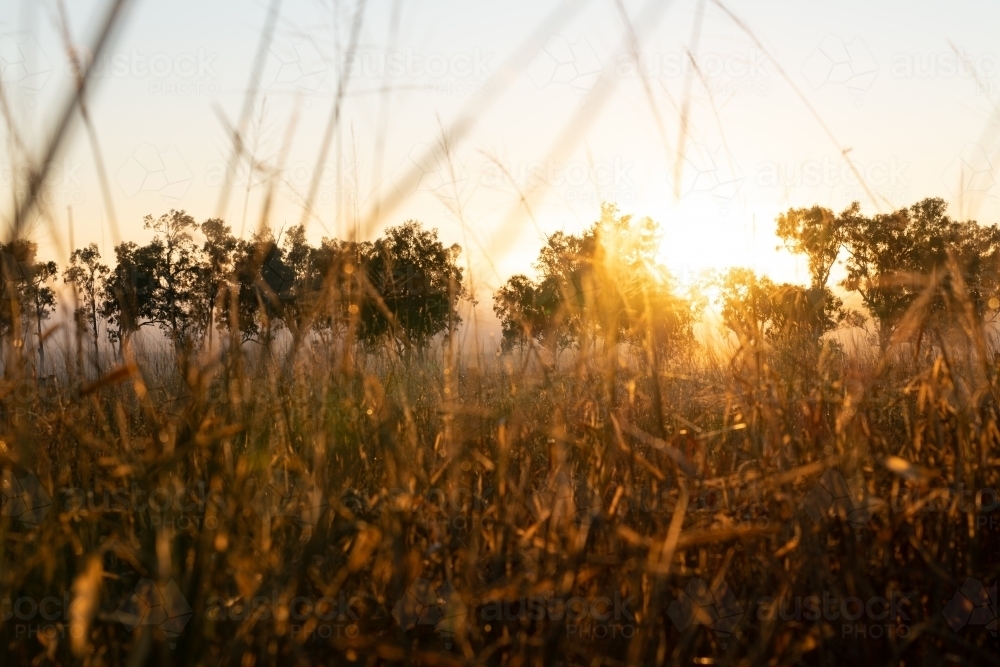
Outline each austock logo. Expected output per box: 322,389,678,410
74,47,220,97
116,578,193,648
480,155,639,205
800,468,884,536
616,48,771,97
890,50,999,81
1,468,52,527
2,591,82,642
346,46,495,97
944,578,997,636
756,591,911,639
667,578,743,648
61,481,224,531
1,157,86,206
754,155,911,208
887,482,999,530
205,590,363,641
479,591,636,640
375,485,490,532
392,578,468,648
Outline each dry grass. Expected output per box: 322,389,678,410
1,2,996,664
0,296,997,666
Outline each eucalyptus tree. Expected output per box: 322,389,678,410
359,221,469,353
64,243,109,372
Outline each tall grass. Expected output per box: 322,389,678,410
1,267,997,665
1,1,997,665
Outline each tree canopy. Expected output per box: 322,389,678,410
493,204,698,359
1,198,997,374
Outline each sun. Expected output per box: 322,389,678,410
642,195,804,287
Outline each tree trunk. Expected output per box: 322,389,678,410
34,293,45,374
90,292,100,375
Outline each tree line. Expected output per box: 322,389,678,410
2,197,998,375
494,198,1000,355
1,211,468,372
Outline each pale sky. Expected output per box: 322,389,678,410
2,0,999,319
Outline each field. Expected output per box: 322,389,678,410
1,1,998,665
1,301,997,665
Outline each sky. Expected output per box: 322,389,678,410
1,0,999,327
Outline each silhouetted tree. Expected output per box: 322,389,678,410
0,240,58,372
280,224,324,334
64,243,109,372
230,230,295,343
774,203,866,339
359,221,468,352
199,217,238,345
145,210,204,347
15,242,57,371
493,274,566,353
839,198,1000,346
102,241,159,353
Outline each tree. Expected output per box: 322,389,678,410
493,274,566,353
493,204,696,360
774,203,859,339
310,238,373,335
840,198,1000,346
143,210,204,348
64,243,109,372
590,206,694,353
102,241,160,353
0,240,58,371
230,230,295,343
103,211,207,351
17,243,57,371
719,267,780,343
0,240,35,339
359,221,468,351
776,204,852,290
280,224,323,333
199,218,238,344
718,267,851,345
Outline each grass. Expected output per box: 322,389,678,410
0,312,997,666
0,2,996,664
